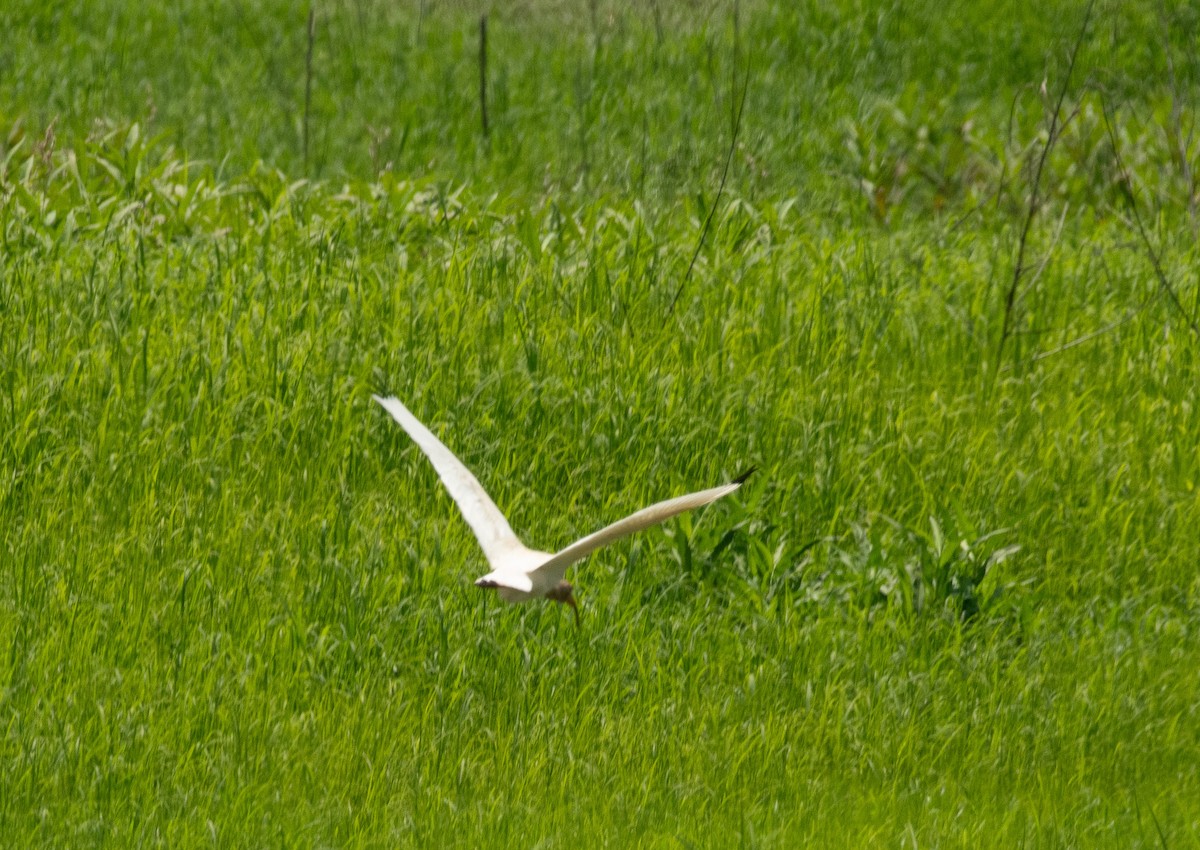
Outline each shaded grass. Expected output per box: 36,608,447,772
2,0,1193,196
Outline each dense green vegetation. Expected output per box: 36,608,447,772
2,1,1198,846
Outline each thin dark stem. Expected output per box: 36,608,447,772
304,6,315,173
1011,253,1155,368
650,0,663,45
479,15,489,141
1159,2,1198,239
668,10,750,315
231,0,293,103
1101,96,1200,336
993,0,1095,376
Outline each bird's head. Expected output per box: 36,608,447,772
544,580,580,627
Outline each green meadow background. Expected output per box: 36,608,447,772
3,0,1199,846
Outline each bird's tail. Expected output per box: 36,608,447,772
733,465,758,485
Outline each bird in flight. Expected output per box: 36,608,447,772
373,395,753,625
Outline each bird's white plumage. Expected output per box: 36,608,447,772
525,481,745,586
372,395,538,569
372,394,748,604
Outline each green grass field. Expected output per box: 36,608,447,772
3,0,1199,846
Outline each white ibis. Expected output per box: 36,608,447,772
373,395,753,625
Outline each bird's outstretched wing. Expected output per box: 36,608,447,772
373,395,529,568
528,468,755,585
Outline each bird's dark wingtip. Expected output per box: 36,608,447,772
733,465,758,485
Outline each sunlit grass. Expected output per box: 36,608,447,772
2,1,1200,847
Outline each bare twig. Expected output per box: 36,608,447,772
650,0,664,45
1027,306,1145,363
304,6,316,173
961,81,1086,230
230,0,293,104
1159,3,1198,238
993,0,1095,375
1101,95,1200,336
668,3,749,315
1005,250,1155,367
479,15,489,141
1022,201,1071,298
